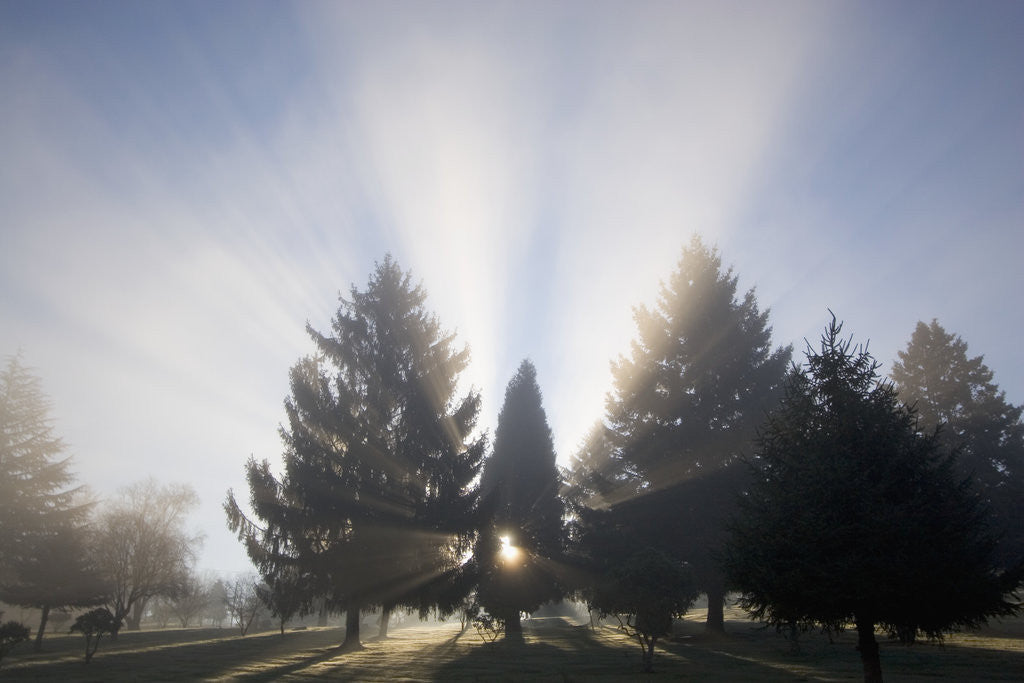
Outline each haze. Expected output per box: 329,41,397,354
2,0,1022,577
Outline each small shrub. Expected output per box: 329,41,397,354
70,608,119,663
473,611,505,643
0,620,31,666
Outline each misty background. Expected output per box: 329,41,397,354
2,0,1022,577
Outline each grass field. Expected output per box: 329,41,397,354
3,607,1023,681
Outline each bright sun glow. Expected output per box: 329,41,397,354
499,535,519,562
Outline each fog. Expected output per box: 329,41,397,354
2,1,1022,580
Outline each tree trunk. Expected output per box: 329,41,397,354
127,598,147,631
856,617,883,683
340,606,363,651
787,621,801,655
33,603,50,652
505,612,523,641
317,602,328,627
642,636,656,673
109,607,125,640
705,584,726,633
378,606,392,639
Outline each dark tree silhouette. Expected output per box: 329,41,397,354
475,360,564,639
891,320,1024,568
588,547,697,673
226,256,485,651
0,619,30,666
585,237,790,630
256,566,309,635
70,607,118,663
726,316,1021,683
0,354,97,650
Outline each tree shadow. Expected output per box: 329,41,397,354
229,641,363,681
429,617,803,680
2,628,349,682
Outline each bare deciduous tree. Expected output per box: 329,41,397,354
225,575,263,636
93,479,201,634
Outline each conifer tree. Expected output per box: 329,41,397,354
891,320,1024,567
726,316,1020,683
226,256,485,650
475,359,564,638
0,355,82,575
0,354,97,650
585,237,790,630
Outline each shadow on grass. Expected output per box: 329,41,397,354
1,627,348,682
6,618,1021,681
430,617,811,681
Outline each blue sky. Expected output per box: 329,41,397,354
3,0,1023,575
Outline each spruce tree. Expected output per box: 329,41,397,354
475,359,564,638
226,256,485,650
726,316,1020,683
588,237,790,630
891,320,1024,567
0,354,97,650
0,355,81,574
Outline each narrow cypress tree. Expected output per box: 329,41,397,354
475,360,564,638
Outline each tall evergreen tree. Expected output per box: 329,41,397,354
0,355,82,576
475,359,564,638
0,354,97,649
891,320,1024,567
584,237,790,630
726,316,1020,683
226,256,485,650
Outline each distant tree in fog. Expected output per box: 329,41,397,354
225,575,263,636
726,316,1021,683
0,354,100,650
891,319,1024,568
93,479,201,635
169,571,211,628
582,237,790,631
4,524,106,650
203,578,229,628
474,360,564,639
226,256,485,650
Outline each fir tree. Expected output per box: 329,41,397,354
587,237,790,630
226,256,485,650
726,316,1020,683
0,354,96,650
891,320,1024,567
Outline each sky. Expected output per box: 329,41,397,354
2,0,1023,576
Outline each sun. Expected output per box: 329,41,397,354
499,535,519,562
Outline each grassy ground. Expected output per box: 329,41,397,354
2,607,1022,681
